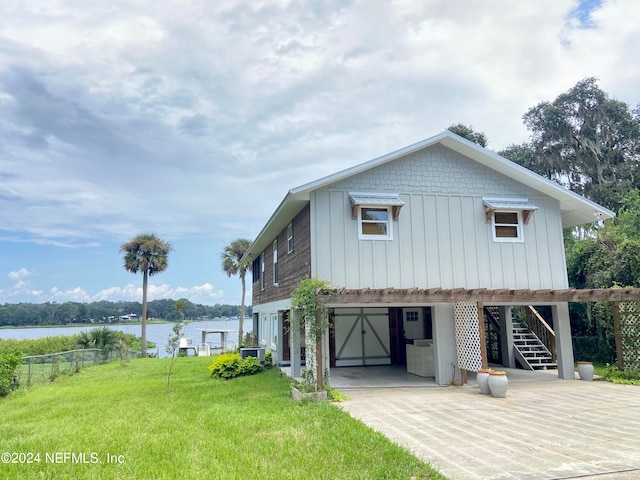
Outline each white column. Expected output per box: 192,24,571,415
432,304,457,386
498,306,516,368
552,302,575,380
291,312,302,379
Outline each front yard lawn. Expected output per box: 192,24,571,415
0,356,445,479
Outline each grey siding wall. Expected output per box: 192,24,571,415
310,144,568,290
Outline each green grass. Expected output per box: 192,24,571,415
0,357,445,480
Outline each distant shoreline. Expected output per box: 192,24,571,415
0,319,176,330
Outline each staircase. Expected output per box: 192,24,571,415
513,325,557,370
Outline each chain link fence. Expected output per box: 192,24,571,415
17,348,141,387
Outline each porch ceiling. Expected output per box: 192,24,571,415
320,287,640,305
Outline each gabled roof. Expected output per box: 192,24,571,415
243,131,615,260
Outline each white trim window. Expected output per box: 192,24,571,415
260,314,268,345
271,313,278,347
483,197,536,243
287,223,294,253
358,206,393,240
261,254,265,291
349,192,403,241
492,210,524,242
272,239,278,285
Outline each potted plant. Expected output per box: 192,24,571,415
488,371,508,398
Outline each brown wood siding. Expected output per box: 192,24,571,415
252,204,311,305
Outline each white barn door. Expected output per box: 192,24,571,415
334,308,391,366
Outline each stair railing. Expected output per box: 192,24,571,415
483,307,502,364
524,306,556,362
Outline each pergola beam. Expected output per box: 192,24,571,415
320,287,640,305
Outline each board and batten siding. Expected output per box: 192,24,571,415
309,144,568,290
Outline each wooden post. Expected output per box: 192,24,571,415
315,336,323,391
613,301,624,370
477,302,488,369
461,368,467,385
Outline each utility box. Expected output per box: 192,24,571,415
240,347,266,363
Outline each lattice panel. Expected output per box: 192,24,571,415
454,302,483,372
619,302,640,370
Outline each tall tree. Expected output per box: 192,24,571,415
447,123,488,147
220,239,252,349
120,233,172,357
520,77,640,211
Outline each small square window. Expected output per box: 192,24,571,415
358,207,392,240
492,211,523,242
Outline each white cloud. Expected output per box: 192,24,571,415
92,282,225,304
0,0,638,305
8,268,31,281
1,0,638,249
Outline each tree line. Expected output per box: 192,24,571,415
0,299,251,328
450,77,640,363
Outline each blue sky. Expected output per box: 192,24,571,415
0,0,638,306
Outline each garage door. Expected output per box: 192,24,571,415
334,308,390,366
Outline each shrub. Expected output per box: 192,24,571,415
602,364,640,385
264,351,272,367
0,336,77,357
208,353,242,379
208,353,264,380
237,356,263,376
0,354,22,397
0,332,150,359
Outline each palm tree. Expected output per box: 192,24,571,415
120,233,172,357
220,238,252,349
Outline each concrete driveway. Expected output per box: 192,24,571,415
339,377,640,479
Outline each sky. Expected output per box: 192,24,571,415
0,0,639,306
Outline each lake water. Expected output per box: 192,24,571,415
0,319,254,358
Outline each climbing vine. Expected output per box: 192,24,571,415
290,278,332,390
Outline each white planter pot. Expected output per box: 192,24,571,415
477,370,491,395
488,373,508,398
577,362,594,381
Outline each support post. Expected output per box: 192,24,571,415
477,302,488,369
612,301,624,370
551,302,575,379
291,312,302,379
498,306,515,368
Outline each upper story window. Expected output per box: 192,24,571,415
359,207,392,239
349,192,404,241
287,223,294,253
261,254,265,290
272,239,278,285
493,211,523,241
252,256,261,284
483,198,537,243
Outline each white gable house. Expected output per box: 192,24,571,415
244,131,614,385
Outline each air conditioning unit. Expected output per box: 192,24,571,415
240,347,265,363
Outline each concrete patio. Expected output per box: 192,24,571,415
337,370,640,479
